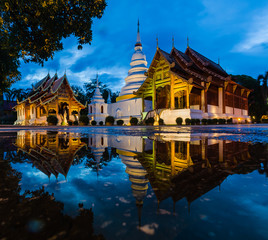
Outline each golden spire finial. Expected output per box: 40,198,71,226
156,35,159,49
187,36,189,48
172,36,175,48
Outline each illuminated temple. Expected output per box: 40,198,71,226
14,73,85,126
88,22,251,124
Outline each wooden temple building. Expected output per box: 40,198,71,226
135,46,251,124
14,73,85,126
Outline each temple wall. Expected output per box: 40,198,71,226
107,98,151,124
160,109,203,125
207,104,221,114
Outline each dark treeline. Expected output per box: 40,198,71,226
232,71,268,122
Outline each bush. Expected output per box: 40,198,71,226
201,119,207,125
68,120,73,126
99,121,103,126
262,119,268,123
159,118,164,125
145,117,154,125
91,120,97,126
47,115,58,125
195,119,201,125
130,117,138,126
176,117,183,125
185,118,191,125
207,119,213,125
73,120,78,126
117,120,124,126
190,119,196,125
105,116,115,125
227,118,233,124
79,115,89,125
212,119,218,125
218,118,226,124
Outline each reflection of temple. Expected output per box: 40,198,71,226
137,137,253,206
15,131,86,178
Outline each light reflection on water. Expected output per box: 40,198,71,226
1,130,268,240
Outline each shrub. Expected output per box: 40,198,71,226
99,121,103,126
227,118,233,124
79,115,89,125
212,119,218,125
176,117,183,125
130,117,138,126
201,119,207,125
47,115,58,125
218,118,226,124
207,119,213,125
117,119,124,126
195,119,201,125
91,120,97,126
145,117,154,125
190,119,196,125
262,119,268,123
185,118,191,125
68,120,73,126
105,116,115,125
73,120,78,126
159,118,164,125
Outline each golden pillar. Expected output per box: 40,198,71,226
152,76,156,110
170,75,175,109
171,141,175,176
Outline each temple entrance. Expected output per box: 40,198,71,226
156,85,170,109
59,102,69,125
174,90,186,109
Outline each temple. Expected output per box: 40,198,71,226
14,73,85,125
135,46,251,124
88,20,151,124
89,22,251,124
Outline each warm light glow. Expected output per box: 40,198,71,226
238,118,241,122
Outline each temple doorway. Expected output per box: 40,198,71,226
156,85,170,109
174,90,186,109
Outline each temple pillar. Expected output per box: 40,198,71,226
170,75,175,109
142,94,144,112
152,76,156,110
186,87,190,109
218,87,223,114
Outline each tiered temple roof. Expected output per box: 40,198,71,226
136,46,251,95
15,73,85,109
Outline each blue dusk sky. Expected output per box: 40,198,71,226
14,0,268,92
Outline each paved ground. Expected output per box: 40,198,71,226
0,124,268,143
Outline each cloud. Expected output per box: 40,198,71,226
233,7,268,53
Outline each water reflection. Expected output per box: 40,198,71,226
2,131,268,239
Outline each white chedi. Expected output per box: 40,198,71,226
119,20,148,98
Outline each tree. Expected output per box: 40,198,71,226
0,0,107,92
232,73,268,121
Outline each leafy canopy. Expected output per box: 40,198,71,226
0,0,107,93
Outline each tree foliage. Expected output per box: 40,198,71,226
0,0,107,93
232,73,268,121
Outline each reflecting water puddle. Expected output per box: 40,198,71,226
1,130,268,240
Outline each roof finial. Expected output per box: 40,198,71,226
64,68,66,75
135,19,141,47
187,36,189,48
172,36,175,49
156,35,159,49
96,73,99,87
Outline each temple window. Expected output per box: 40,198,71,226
101,105,103,113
